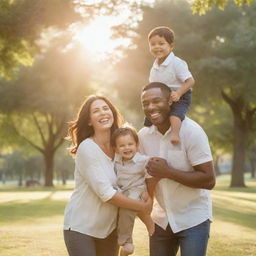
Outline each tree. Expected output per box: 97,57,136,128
190,0,256,14
0,44,95,186
0,0,145,79
1,0,148,186
3,151,25,186
113,0,256,186
0,0,81,79
194,3,256,186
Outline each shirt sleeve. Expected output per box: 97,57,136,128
174,59,193,83
76,142,117,202
185,127,213,166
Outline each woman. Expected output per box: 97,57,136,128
63,95,152,256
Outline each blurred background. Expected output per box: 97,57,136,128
0,1,256,255
0,0,255,188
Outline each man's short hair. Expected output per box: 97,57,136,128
142,82,171,98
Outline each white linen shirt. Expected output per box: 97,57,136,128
138,117,213,233
63,138,118,238
149,52,192,90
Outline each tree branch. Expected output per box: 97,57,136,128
11,121,44,153
32,113,46,147
45,113,54,138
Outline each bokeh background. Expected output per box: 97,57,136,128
0,0,255,255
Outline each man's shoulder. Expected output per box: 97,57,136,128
138,126,151,136
181,117,207,137
183,117,202,128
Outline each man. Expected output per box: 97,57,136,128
139,82,215,256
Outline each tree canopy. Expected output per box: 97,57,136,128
191,0,256,14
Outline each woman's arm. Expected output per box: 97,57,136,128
108,191,152,213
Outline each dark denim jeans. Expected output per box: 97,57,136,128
150,219,210,256
64,229,119,256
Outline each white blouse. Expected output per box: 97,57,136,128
63,138,118,238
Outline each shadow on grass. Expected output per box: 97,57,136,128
213,186,256,193
0,186,73,192
0,197,67,224
213,204,256,230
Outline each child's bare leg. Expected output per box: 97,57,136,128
170,115,181,144
138,213,155,236
120,243,134,256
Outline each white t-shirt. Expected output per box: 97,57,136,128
63,138,118,238
138,117,213,233
149,52,192,90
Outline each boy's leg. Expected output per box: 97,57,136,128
150,224,179,256
117,207,136,246
170,116,181,144
118,208,135,256
137,212,155,236
169,90,191,144
120,243,134,256
178,219,210,256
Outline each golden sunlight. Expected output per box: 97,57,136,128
72,16,132,61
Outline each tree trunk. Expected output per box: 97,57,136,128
249,158,256,179
230,111,246,187
18,171,23,186
44,151,55,187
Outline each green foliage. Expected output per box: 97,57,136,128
191,0,256,14
0,0,146,80
0,0,81,79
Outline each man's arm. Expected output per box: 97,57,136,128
146,157,215,190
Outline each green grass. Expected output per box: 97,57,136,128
0,175,255,256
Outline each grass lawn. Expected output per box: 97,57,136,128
0,175,255,256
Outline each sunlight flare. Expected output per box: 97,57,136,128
72,16,132,61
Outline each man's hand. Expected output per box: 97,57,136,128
146,157,172,178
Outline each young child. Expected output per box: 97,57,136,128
111,126,157,256
146,26,195,144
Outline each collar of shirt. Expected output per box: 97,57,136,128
114,152,142,165
148,124,172,138
153,52,175,69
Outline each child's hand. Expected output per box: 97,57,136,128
171,91,181,102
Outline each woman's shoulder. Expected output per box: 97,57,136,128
77,138,98,155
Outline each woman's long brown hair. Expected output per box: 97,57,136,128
67,95,124,156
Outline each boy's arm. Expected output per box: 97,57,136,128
171,77,195,102
177,77,195,95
